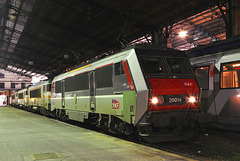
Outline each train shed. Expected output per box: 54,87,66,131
0,0,240,161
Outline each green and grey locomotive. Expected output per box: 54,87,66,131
12,45,203,142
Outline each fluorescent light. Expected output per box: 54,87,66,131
233,64,240,67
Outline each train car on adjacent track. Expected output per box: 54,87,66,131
188,37,240,131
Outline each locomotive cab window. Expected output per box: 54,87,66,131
166,58,193,75
221,62,240,88
114,62,130,91
115,62,125,76
195,66,209,90
140,57,168,75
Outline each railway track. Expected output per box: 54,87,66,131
72,119,240,161
143,128,240,161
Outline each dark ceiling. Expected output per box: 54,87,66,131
0,0,227,78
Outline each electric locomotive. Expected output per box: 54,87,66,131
50,45,202,142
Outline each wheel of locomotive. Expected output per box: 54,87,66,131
59,109,68,121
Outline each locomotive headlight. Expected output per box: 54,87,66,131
188,96,196,103
151,97,159,104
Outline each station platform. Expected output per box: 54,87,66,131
0,106,196,161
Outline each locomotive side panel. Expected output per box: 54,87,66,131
51,50,136,125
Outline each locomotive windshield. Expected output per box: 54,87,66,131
140,56,193,75
140,57,168,75
166,58,193,74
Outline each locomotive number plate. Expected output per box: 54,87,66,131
169,97,182,103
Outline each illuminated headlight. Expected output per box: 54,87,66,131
188,96,196,103
151,97,159,104
151,96,164,105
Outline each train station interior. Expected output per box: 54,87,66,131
0,0,240,160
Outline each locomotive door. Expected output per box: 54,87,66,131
61,80,65,108
89,71,96,111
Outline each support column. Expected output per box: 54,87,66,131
232,0,240,36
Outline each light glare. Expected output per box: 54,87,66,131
189,96,196,103
151,97,159,104
179,31,187,38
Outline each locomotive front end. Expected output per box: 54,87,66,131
133,48,202,142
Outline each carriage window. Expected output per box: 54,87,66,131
44,84,51,91
166,58,193,74
18,93,24,99
140,57,168,75
195,66,209,90
95,65,113,88
55,81,61,93
65,72,89,92
46,84,51,91
30,88,41,98
221,62,240,88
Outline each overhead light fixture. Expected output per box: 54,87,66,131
28,61,33,65
179,31,188,38
64,54,69,59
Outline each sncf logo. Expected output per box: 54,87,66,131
112,99,120,109
184,82,193,87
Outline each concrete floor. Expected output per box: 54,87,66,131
0,106,196,161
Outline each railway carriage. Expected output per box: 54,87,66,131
189,37,240,130
17,88,28,108
11,92,18,106
51,45,202,142
28,81,51,114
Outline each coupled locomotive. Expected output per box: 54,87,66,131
12,45,202,142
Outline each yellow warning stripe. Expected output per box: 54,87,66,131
68,64,91,74
28,87,41,91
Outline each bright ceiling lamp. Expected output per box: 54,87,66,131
179,30,188,38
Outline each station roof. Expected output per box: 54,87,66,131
0,0,227,78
